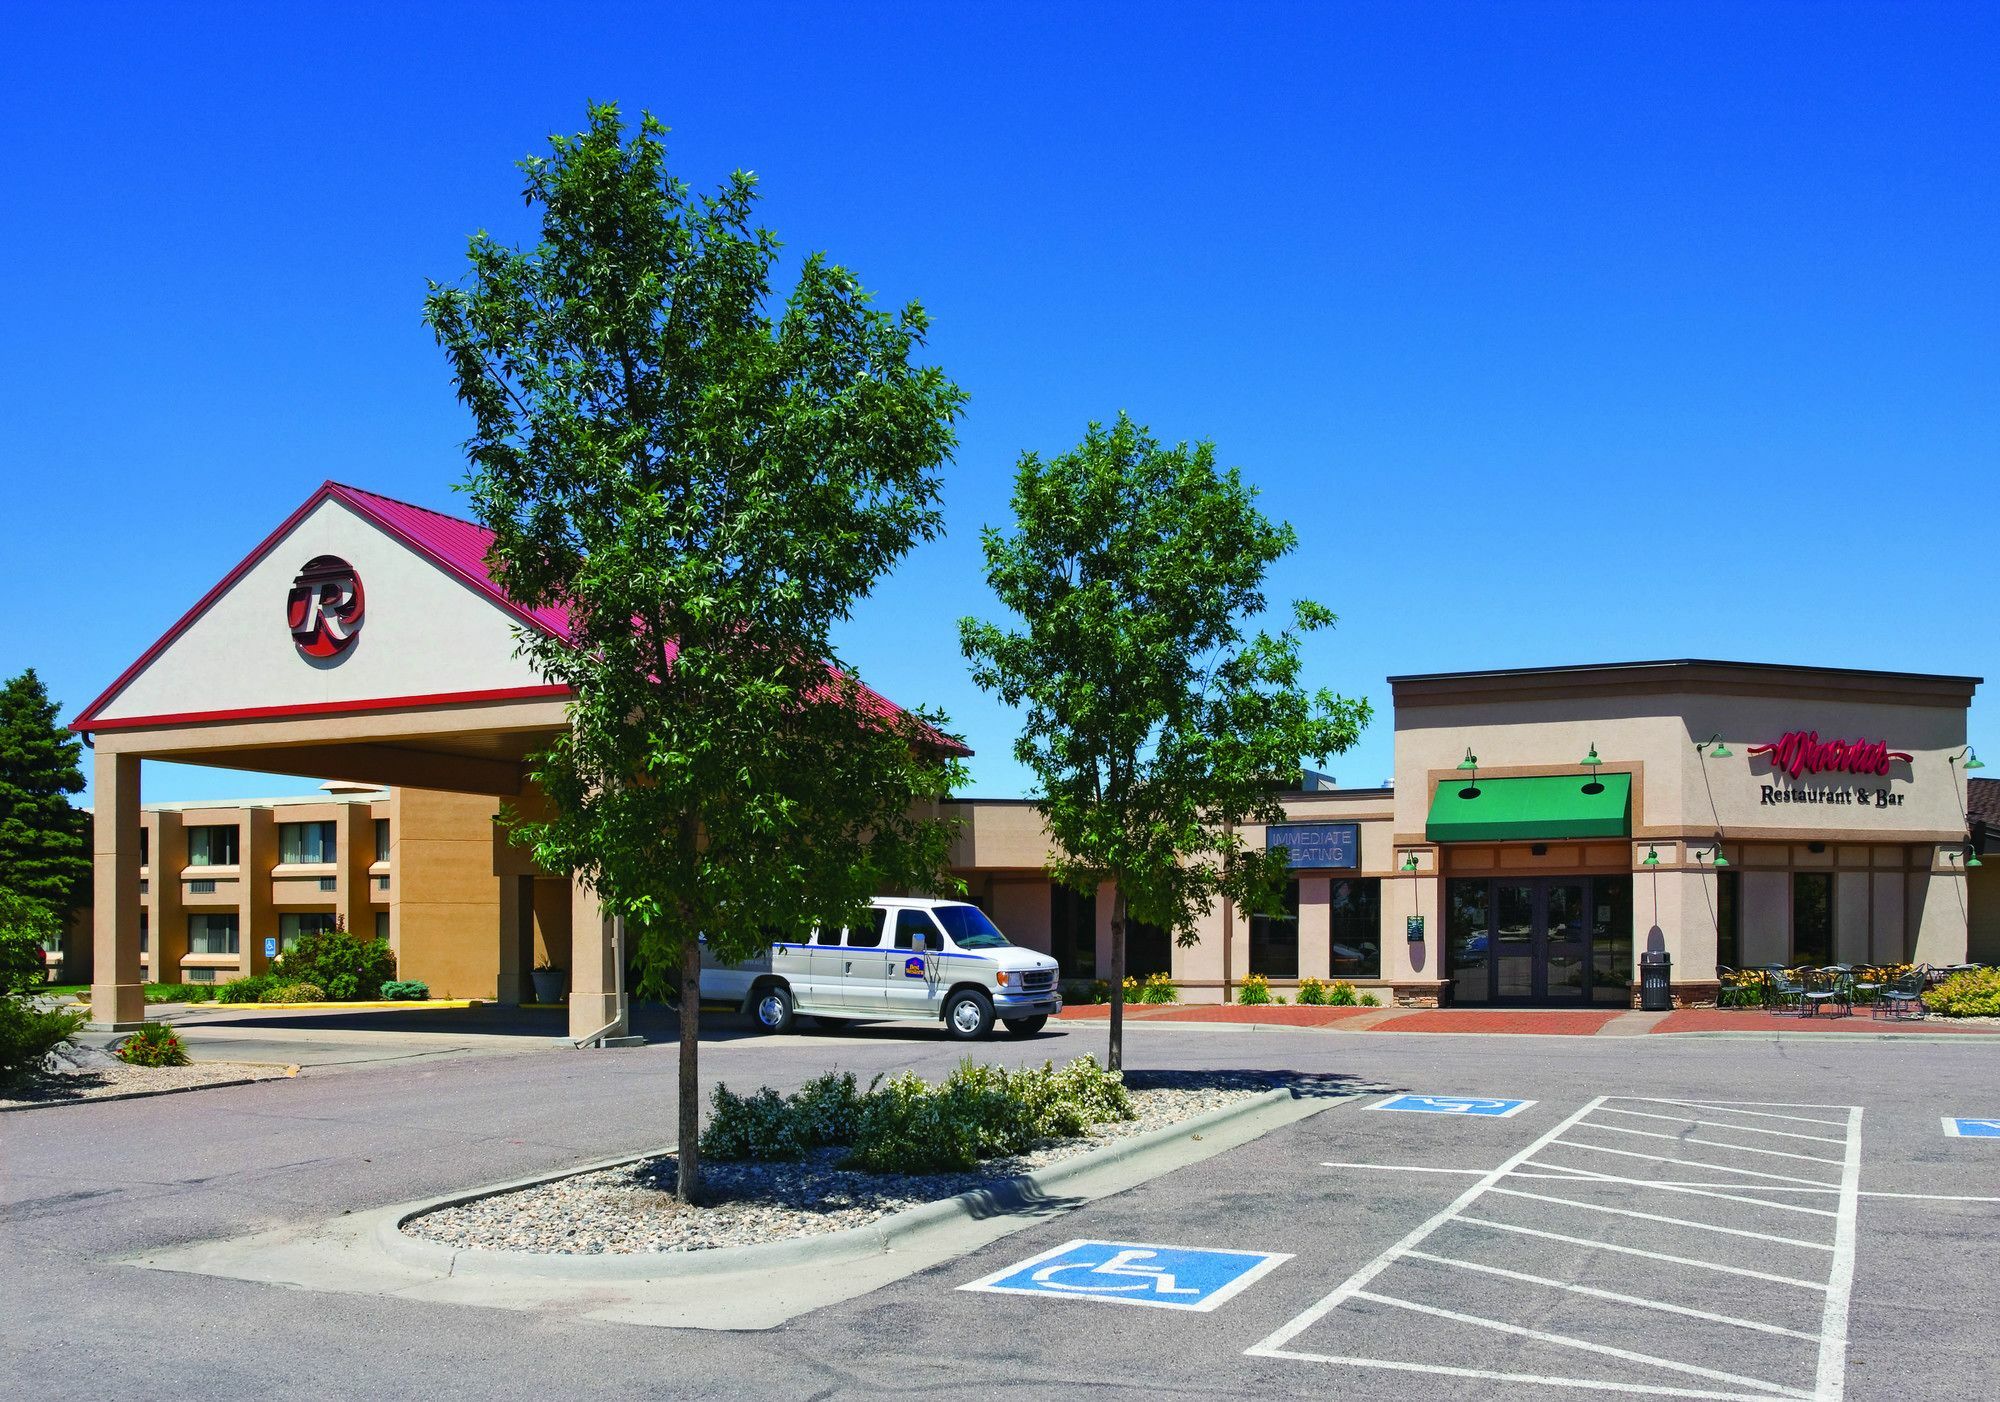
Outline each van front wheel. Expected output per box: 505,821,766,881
944,989,994,1040
753,984,795,1034
1002,1015,1048,1037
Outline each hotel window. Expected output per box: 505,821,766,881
1050,883,1097,980
375,912,389,941
188,914,240,956
138,913,148,955
374,818,390,862
186,824,240,867
1248,880,1300,979
1715,870,1741,970
1329,878,1382,979
140,828,150,867
279,913,337,952
280,820,337,864
1792,872,1833,966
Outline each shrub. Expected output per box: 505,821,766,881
1925,968,2000,1018
0,889,59,998
0,998,87,1079
790,1070,865,1147
1297,977,1327,1005
115,1023,190,1067
701,1084,806,1161
1122,972,1179,1004
261,982,325,1003
1326,979,1359,1007
1238,973,1271,1005
380,980,430,1001
217,975,274,1004
268,919,396,1002
143,983,216,1004
705,1056,1134,1175
1358,992,1381,1007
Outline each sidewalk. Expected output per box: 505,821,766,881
1055,1003,2000,1036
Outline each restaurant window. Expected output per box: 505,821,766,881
1715,870,1741,970
279,912,337,952
187,914,239,956
1126,916,1173,979
1248,880,1299,979
186,824,240,867
374,818,390,862
280,821,337,865
1050,883,1096,980
1792,872,1832,966
1448,878,1490,1004
1328,878,1381,979
1589,875,1634,1005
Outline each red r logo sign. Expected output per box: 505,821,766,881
287,556,365,659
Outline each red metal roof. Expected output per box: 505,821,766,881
71,480,970,757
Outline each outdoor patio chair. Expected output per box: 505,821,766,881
1763,966,1805,1014
1877,970,1927,1021
1800,968,1849,1018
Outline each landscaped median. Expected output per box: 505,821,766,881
129,1060,1362,1330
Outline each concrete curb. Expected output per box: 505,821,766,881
0,1066,299,1113
379,1082,1327,1282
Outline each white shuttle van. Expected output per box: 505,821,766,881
703,896,1061,1040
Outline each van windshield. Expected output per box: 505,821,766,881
932,904,1011,950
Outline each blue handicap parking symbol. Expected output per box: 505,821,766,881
959,1238,1290,1312
1944,1117,2000,1138
1369,1093,1535,1118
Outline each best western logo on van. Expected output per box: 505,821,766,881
703,897,1061,1041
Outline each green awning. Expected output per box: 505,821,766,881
1425,773,1631,843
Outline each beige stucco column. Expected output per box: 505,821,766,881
150,811,188,985
568,880,624,1040
1297,876,1332,980
496,874,533,1004
89,751,145,1030
334,803,372,940
240,808,276,976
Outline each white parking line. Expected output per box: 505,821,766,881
1349,1288,1813,1398
1484,1185,1835,1249
1403,1250,1823,1341
1262,1096,1865,1399
1574,1121,1847,1165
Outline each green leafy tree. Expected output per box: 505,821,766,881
961,413,1371,1069
0,670,90,921
425,104,968,1200
0,887,59,997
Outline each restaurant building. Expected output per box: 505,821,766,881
69,482,1986,1026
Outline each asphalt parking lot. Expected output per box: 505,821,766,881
6,1019,1996,1400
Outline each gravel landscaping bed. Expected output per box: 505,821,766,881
0,1060,294,1108
407,1070,1290,1255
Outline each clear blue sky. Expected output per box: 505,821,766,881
2,3,1992,804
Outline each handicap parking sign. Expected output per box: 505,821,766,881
959,1238,1290,1312
1943,1118,2000,1138
1369,1093,1534,1118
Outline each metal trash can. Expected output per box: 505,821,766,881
1639,950,1673,1012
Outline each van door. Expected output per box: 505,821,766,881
883,908,946,1019
797,925,846,1014
834,907,893,1013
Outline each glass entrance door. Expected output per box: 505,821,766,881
1448,875,1616,1005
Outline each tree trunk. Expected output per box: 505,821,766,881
1109,885,1126,1072
676,937,703,1203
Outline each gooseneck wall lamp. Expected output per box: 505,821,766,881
1951,745,1985,772
1581,743,1604,793
1642,846,1661,867
1697,733,1733,759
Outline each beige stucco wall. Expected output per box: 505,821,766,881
388,787,503,998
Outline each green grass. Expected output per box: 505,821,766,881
38,981,223,1002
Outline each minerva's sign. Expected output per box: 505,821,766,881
286,555,365,660
1745,729,1913,810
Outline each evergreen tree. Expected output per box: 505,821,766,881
0,669,90,918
